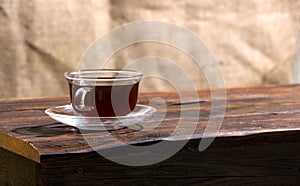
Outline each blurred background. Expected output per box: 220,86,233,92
0,0,299,98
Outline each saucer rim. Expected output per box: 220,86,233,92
45,104,156,120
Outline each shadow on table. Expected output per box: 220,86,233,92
10,123,142,138
11,123,80,137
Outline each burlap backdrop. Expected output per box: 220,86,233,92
0,0,299,98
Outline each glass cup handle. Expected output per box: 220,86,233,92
73,87,95,112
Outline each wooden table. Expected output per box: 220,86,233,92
1,84,300,185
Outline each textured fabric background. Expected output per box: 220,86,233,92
0,0,299,98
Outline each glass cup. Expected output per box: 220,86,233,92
64,69,143,117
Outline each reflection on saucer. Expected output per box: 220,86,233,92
45,104,156,131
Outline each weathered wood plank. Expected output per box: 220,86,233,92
38,134,300,185
1,85,300,185
0,148,39,186
0,85,300,162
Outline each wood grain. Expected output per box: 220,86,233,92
0,85,300,162
1,84,300,162
1,84,300,185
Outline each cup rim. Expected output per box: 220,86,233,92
64,69,143,82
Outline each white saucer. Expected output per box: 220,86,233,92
45,104,156,130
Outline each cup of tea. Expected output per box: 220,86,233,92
64,69,143,117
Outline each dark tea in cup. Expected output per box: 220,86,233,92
64,69,143,117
